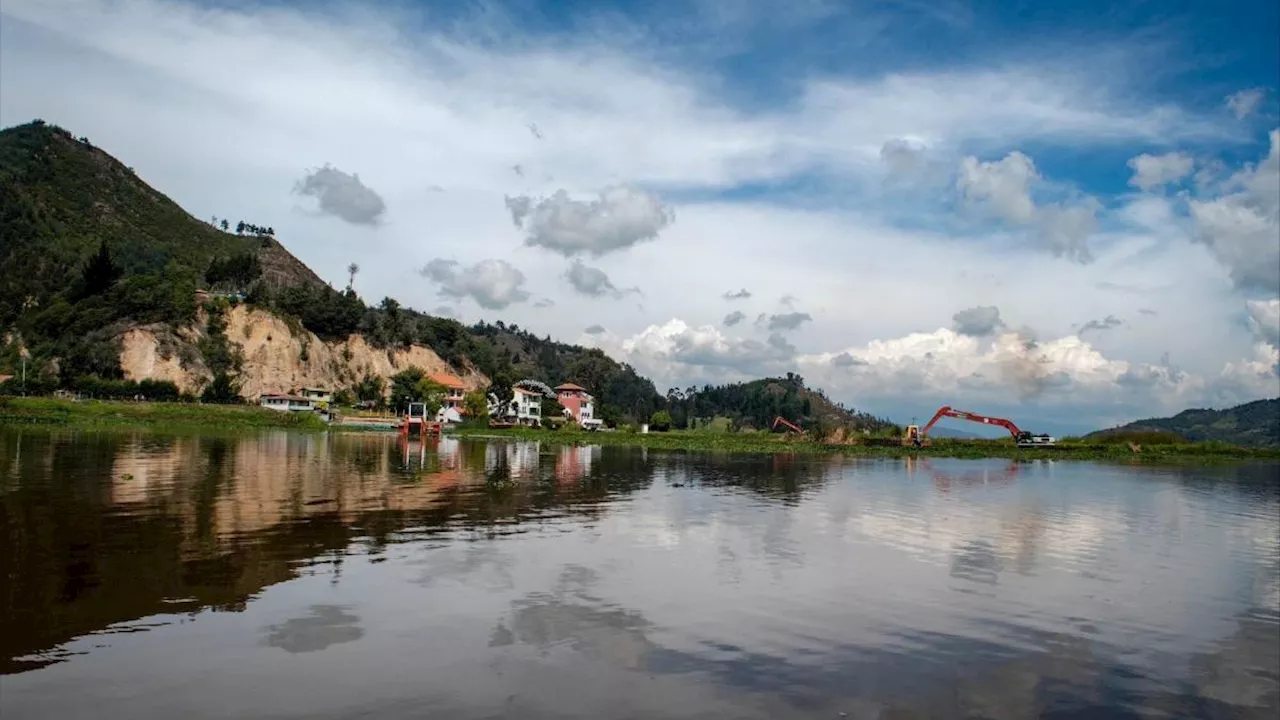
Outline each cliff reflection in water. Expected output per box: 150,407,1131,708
0,431,637,673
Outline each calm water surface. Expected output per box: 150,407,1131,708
1,429,1278,719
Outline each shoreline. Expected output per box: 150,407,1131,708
444,426,1280,465
2,397,1277,464
0,396,327,431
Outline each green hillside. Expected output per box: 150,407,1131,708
1089,399,1280,447
663,374,896,433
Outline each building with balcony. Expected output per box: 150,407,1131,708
555,382,603,429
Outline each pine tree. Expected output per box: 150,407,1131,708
80,240,122,297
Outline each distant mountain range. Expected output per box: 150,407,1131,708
1089,398,1280,447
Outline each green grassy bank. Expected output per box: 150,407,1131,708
447,425,1280,464
0,397,327,431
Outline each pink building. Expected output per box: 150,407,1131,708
555,382,602,429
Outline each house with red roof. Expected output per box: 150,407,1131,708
430,373,468,423
555,382,602,429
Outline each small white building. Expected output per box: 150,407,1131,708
259,394,317,413
299,387,332,404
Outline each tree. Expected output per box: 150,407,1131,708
347,262,359,291
650,410,672,432
463,390,489,420
266,227,275,237
353,374,385,405
235,220,246,235
201,371,241,404
414,377,447,416
79,240,123,299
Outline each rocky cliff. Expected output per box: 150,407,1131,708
119,305,488,398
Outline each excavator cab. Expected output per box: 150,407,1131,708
902,424,925,447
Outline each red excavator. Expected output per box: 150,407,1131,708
903,406,1055,448
772,416,803,435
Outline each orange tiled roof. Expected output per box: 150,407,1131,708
555,382,586,391
429,373,466,389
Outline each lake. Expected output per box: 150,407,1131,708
1,429,1277,719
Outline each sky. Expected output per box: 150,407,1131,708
1,0,1277,434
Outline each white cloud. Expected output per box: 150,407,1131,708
723,311,746,327
1188,129,1280,294
957,151,1038,224
957,151,1099,262
419,258,531,310
1246,299,1280,349
506,186,674,257
565,260,638,299
1127,152,1194,192
1226,88,1265,120
722,289,752,301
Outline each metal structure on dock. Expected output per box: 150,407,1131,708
399,402,441,439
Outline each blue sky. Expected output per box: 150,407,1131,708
0,0,1277,432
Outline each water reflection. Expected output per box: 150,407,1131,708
0,429,1277,719
263,605,364,654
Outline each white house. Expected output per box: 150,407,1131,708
259,394,317,413
501,386,542,426
299,387,332,404
429,373,468,424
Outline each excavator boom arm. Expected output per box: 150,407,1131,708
920,405,1024,439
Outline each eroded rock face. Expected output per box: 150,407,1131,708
119,305,487,399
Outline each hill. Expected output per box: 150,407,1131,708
0,119,663,422
0,118,894,430
1088,399,1280,447
662,374,895,433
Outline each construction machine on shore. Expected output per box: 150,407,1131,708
903,406,1055,448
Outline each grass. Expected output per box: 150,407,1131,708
447,426,1280,465
0,396,328,431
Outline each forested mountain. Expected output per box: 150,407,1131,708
1088,399,1280,447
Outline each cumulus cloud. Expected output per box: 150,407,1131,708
602,319,798,382
533,298,556,308
419,258,531,309
764,312,813,332
722,288,752,300
1226,88,1265,120
879,137,929,177
957,151,1098,262
294,164,386,226
951,305,1005,337
564,260,638,299
832,352,866,367
1188,129,1280,294
795,325,1269,411
779,295,799,308
1246,299,1280,349
723,310,746,327
505,186,674,257
1078,315,1123,335
1127,152,1194,191
584,324,607,335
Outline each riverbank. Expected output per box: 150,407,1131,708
0,397,327,431
447,425,1280,464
